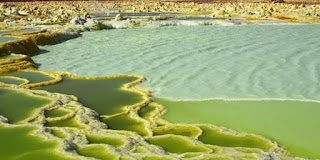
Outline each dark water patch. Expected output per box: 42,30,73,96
0,77,26,85
1,71,55,84
39,76,143,116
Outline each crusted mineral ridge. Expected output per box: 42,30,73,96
0,70,297,160
0,14,317,159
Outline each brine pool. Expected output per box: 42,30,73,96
32,24,320,158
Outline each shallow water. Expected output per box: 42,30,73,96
0,36,21,43
0,87,52,124
158,98,320,158
2,71,55,84
33,25,320,100
0,124,75,160
39,76,143,116
76,145,118,160
31,24,320,158
0,71,280,159
85,134,125,147
0,77,26,85
146,135,212,154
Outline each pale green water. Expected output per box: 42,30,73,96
158,98,320,158
0,36,21,43
33,25,320,100
31,25,320,158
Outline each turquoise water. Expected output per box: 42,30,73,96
33,25,320,101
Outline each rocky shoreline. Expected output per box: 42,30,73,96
0,1,317,57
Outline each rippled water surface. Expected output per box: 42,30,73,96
33,25,320,101
31,24,320,158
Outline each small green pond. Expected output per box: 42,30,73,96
39,76,143,116
1,71,55,84
0,77,27,85
0,88,52,124
0,124,75,160
158,98,320,158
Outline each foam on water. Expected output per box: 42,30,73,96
33,25,320,101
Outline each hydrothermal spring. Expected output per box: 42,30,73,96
33,25,320,100
2,71,280,160
1,24,319,159
31,24,320,158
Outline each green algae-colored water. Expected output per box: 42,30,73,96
2,71,55,84
50,128,68,139
31,24,320,159
0,124,74,160
45,116,85,129
0,55,21,59
0,88,52,124
45,108,71,118
0,77,27,85
158,98,320,158
76,145,118,160
101,113,151,136
39,76,143,116
197,125,273,150
146,135,212,154
85,134,125,147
